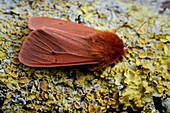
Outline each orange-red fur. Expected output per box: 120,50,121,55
19,17,125,70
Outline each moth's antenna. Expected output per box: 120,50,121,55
116,21,147,50
136,21,147,32
115,21,146,35
114,22,128,33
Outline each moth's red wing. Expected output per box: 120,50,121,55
28,17,98,36
19,27,98,67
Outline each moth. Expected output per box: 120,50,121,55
19,17,125,70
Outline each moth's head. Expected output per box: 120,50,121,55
90,31,126,68
94,32,126,67
109,36,126,64
112,21,146,60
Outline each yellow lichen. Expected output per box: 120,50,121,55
157,41,163,50
139,51,147,58
74,102,81,109
19,77,28,84
0,51,6,60
164,44,170,56
12,57,20,65
0,0,170,112
40,81,48,91
88,104,95,113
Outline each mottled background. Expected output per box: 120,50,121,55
0,0,170,113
